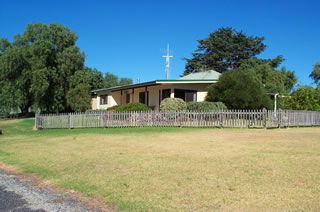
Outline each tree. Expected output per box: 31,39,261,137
118,78,133,86
104,72,132,88
104,72,119,88
237,59,297,94
66,84,92,112
310,63,320,85
70,68,104,90
184,27,267,74
0,23,84,113
282,87,320,111
206,69,272,109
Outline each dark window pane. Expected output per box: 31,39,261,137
185,91,196,102
100,95,108,105
139,92,148,105
126,94,130,104
161,89,171,100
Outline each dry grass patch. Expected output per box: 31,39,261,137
0,119,320,211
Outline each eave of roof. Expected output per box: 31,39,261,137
92,79,217,93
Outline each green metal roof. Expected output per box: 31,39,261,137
92,79,217,93
179,70,221,80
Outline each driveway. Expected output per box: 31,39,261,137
0,169,109,212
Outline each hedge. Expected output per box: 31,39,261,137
160,98,187,111
113,102,151,112
186,101,227,111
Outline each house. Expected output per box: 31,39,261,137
91,70,220,110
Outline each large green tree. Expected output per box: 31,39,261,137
0,23,85,113
69,68,104,90
0,23,122,114
184,27,268,74
104,72,132,88
206,69,272,109
237,58,297,94
310,63,320,85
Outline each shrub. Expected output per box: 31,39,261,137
66,84,92,112
113,102,151,112
206,69,272,109
160,98,187,111
106,105,119,112
186,101,227,111
281,86,320,111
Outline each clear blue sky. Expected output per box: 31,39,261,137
1,0,319,85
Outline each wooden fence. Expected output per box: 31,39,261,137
35,109,320,129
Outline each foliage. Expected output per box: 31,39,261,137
237,59,297,94
70,68,104,90
184,27,267,74
0,23,132,114
310,63,320,85
106,105,119,111
118,78,133,86
113,102,151,112
104,72,133,88
160,98,187,111
104,72,119,88
0,23,83,113
66,84,92,112
206,69,272,109
186,101,227,111
282,87,320,111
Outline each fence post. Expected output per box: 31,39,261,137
35,110,40,129
68,113,72,129
219,111,223,128
262,108,267,129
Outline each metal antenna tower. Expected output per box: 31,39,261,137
162,44,173,80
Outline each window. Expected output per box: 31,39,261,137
161,89,171,100
174,89,197,102
126,94,130,104
139,92,148,105
185,91,197,102
100,95,108,105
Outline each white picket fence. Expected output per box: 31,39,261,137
35,109,320,129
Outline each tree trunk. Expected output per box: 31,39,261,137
21,105,30,116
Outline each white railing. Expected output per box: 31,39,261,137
35,109,320,129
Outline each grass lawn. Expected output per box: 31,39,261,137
0,119,320,211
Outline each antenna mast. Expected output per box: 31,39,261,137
162,44,173,80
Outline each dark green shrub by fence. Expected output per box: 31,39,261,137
106,105,119,112
160,98,187,111
187,101,227,111
113,102,151,112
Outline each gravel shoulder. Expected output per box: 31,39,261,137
0,166,114,212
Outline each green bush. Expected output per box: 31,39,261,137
186,101,227,111
206,69,272,109
160,98,187,111
281,86,320,111
113,102,151,112
106,105,119,112
66,84,92,112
